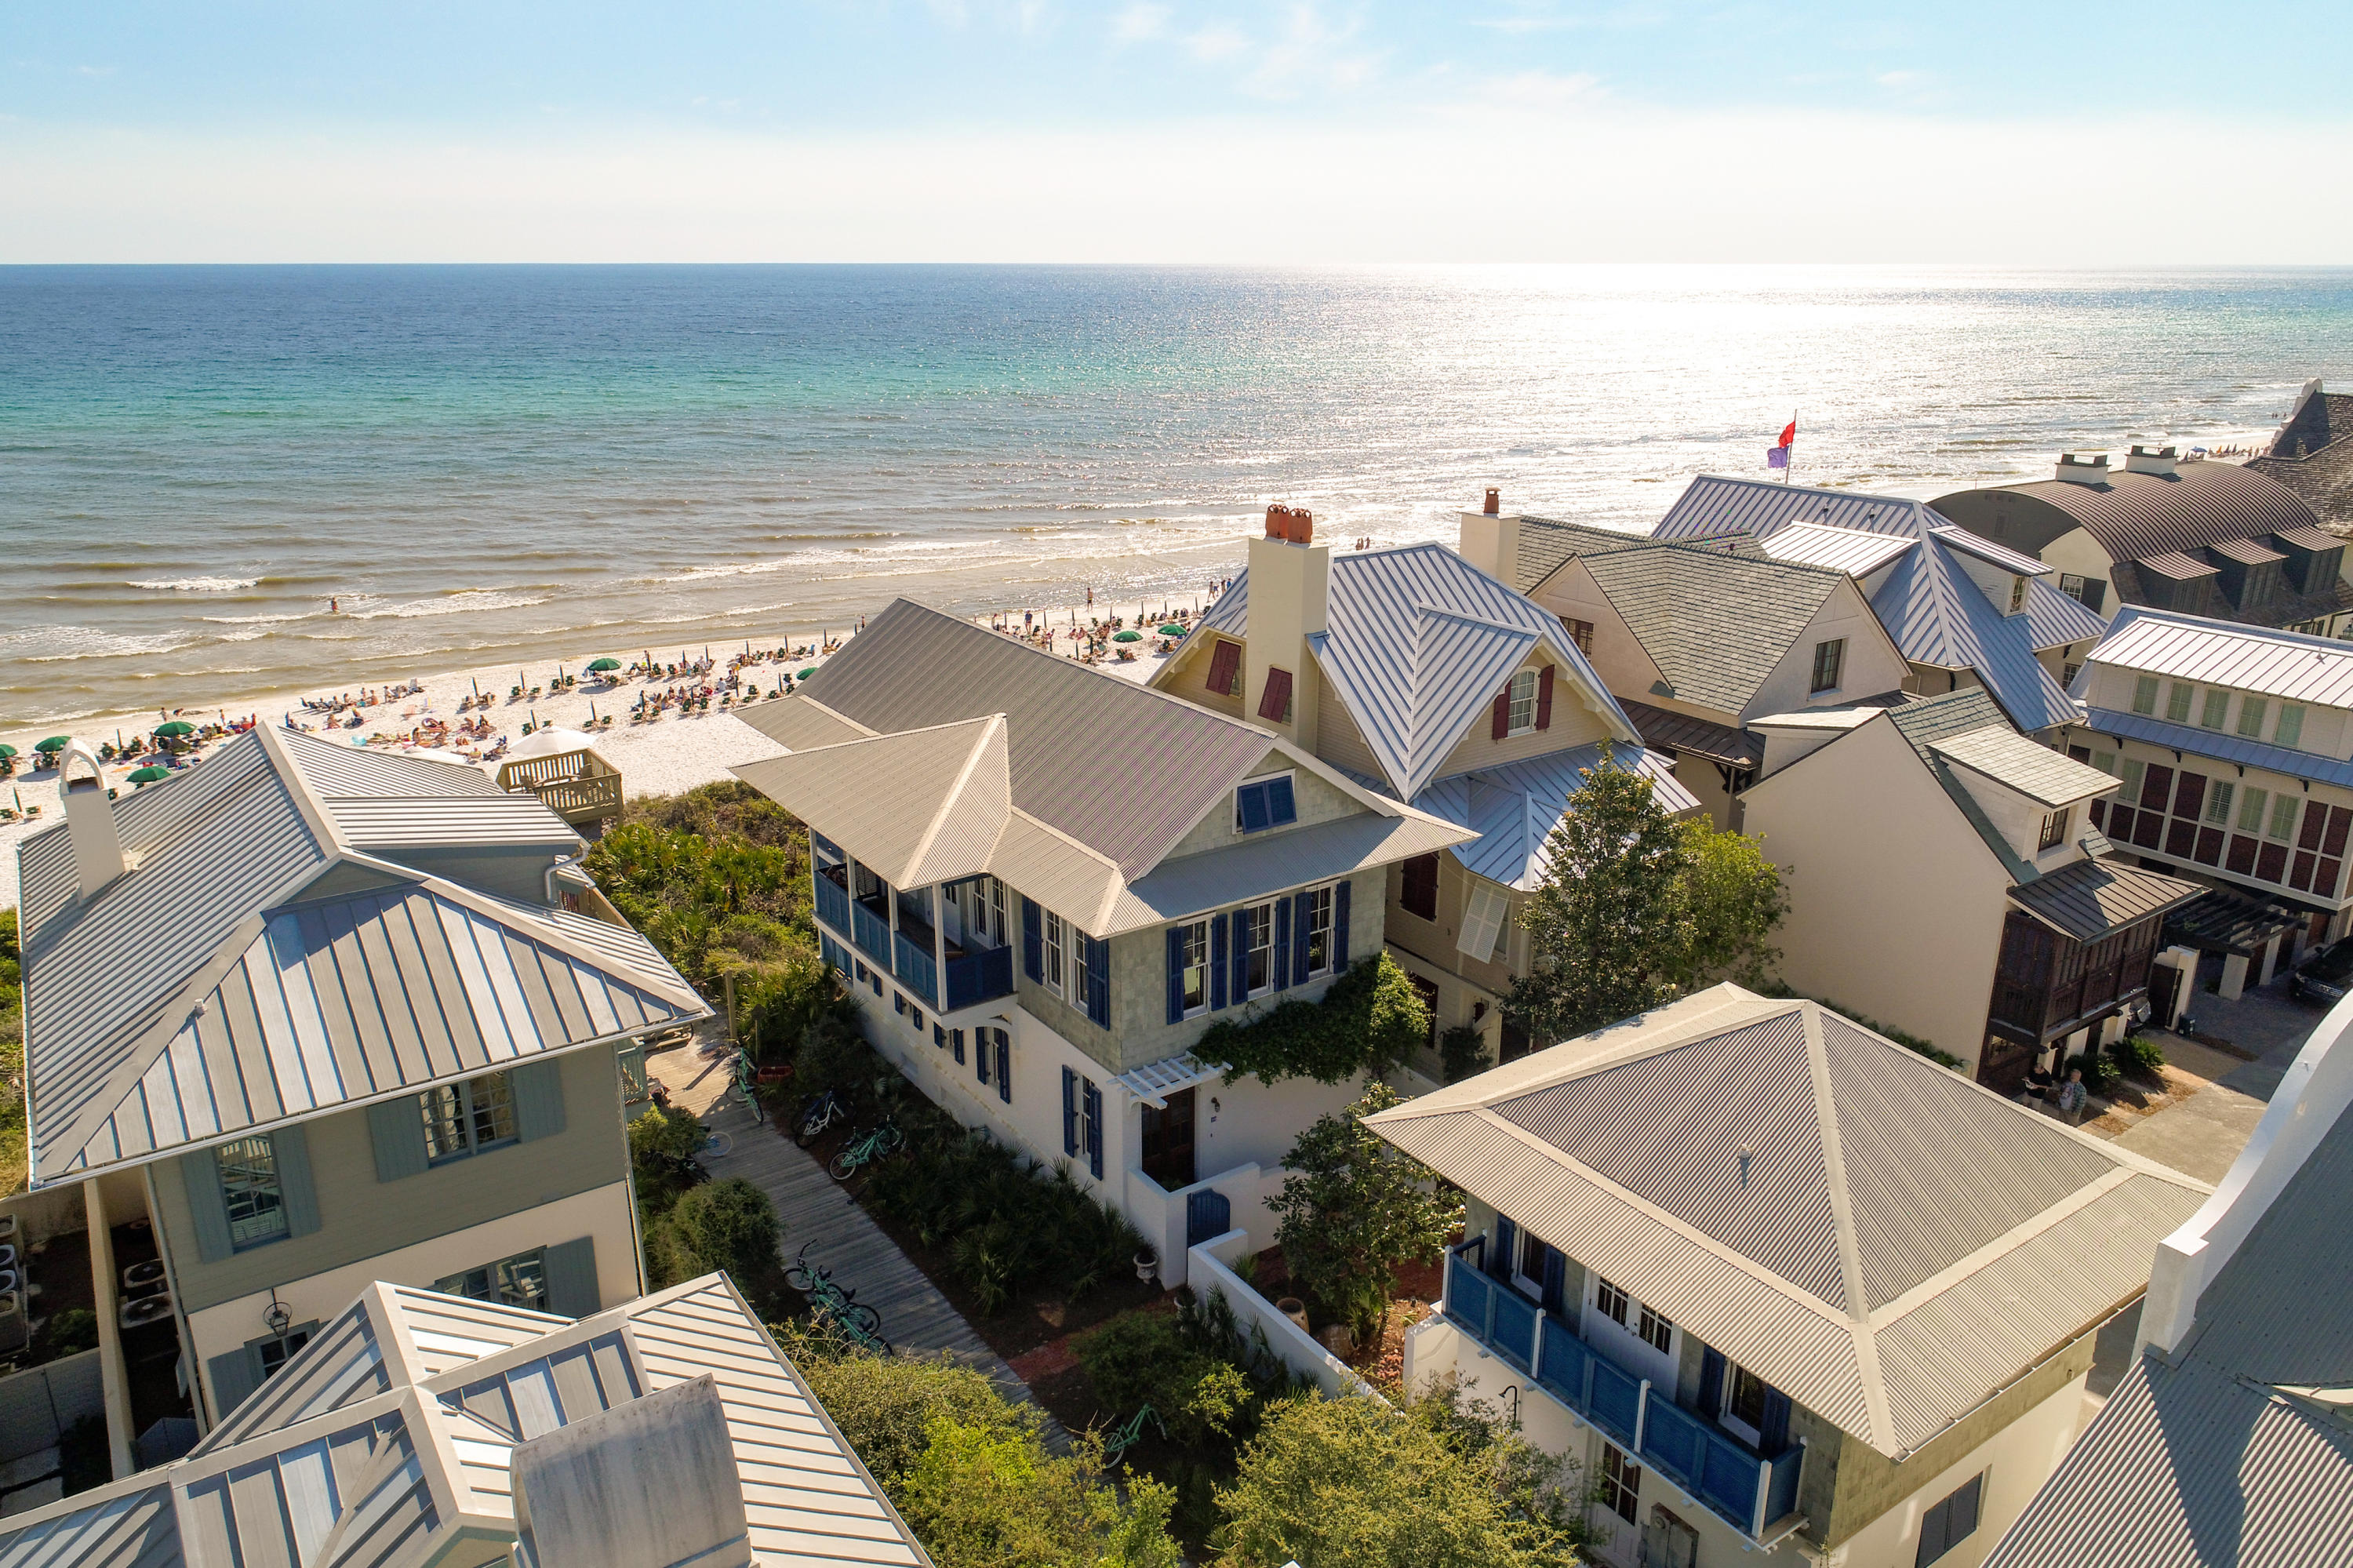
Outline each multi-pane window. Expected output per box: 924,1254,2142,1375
2238,696,2270,738
2120,758,2147,802
1068,932,1093,1015
2239,787,2270,834
2092,750,2118,777
422,1071,518,1163
2200,689,2230,730
1302,885,1335,977
1915,1473,1984,1567
2206,782,2235,825
1239,902,1274,995
2037,808,2070,851
1595,1276,1631,1326
2271,795,2300,841
1507,669,1539,733
1566,618,1595,656
1636,1301,1675,1353
435,1247,549,1312
2166,682,2195,722
257,1328,314,1378
1044,912,1067,996
1598,1443,1642,1524
2277,704,2307,748
2007,576,2027,613
1176,919,1209,1014
216,1136,289,1250
2132,675,2159,715
1810,638,1845,694
1727,1365,1769,1432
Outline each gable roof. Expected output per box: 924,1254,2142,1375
1407,744,1698,892
2088,603,2353,708
1937,460,2326,565
16,726,705,1187
1577,544,1854,715
1365,985,2209,1459
0,1275,930,1568
1653,475,2096,731
1927,724,2118,808
1179,542,1640,800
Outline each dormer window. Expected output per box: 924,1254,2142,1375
1235,773,1297,833
1507,669,1539,733
2037,807,2071,852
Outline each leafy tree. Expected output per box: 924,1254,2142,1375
1214,1383,1593,1568
1266,1085,1462,1344
1507,750,1785,1047
664,1177,784,1306
775,1328,1043,1487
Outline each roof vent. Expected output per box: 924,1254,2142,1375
2053,453,2111,486
512,1374,751,1568
1264,503,1314,545
57,738,126,900
2124,445,2180,478
1482,487,1500,516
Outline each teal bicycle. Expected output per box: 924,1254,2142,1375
827,1119,904,1181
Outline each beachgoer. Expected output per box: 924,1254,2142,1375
2055,1069,2088,1124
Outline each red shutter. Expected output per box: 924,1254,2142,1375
2166,819,2198,859
2293,852,2318,892
2132,811,2164,850
2226,835,2259,875
2171,773,2206,822
1492,690,1511,740
1206,638,1241,697
2299,799,2329,851
2257,842,2289,883
2087,799,2107,831
1536,664,1555,730
2140,765,2173,812
2325,806,2352,858
2323,858,2346,898
1257,666,1293,722
2106,806,2132,840
2195,827,2225,866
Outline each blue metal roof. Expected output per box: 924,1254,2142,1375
1404,744,1697,891
2077,706,2353,790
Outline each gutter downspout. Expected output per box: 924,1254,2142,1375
82,1181,136,1478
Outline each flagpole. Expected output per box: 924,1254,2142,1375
1784,409,1795,484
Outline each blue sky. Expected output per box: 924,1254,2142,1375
5,3,2350,260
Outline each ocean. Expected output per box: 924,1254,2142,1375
4,264,2350,728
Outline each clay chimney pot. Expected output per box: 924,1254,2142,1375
1483,488,1500,516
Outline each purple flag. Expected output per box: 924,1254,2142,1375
1766,445,1790,470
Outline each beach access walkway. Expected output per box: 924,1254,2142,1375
645,1041,1069,1447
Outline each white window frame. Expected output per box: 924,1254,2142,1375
2271,793,2300,841
1719,1361,1769,1449
1239,900,1275,997
2206,780,2235,826
1234,771,1299,834
1044,911,1067,999
1301,885,1335,978
2238,786,2269,835
1507,668,1539,734
1176,919,1210,1017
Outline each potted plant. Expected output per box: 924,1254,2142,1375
1134,1246,1158,1282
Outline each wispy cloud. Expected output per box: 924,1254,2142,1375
1111,2,1171,43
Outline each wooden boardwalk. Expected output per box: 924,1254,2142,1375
647,1045,1067,1443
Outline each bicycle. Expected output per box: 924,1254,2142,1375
793,1089,849,1149
700,1126,733,1159
785,1244,893,1353
1101,1404,1166,1466
828,1119,904,1182
731,1050,765,1124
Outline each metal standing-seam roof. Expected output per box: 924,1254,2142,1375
1934,461,2329,566
16,725,707,1188
1406,745,1698,892
0,1275,931,1568
2006,857,2206,944
1364,984,2210,1459
2086,604,2353,708
2078,706,2353,792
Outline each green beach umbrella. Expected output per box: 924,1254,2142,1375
128,766,171,784
35,736,69,753
1159,624,1185,637
0,744,16,759
587,657,620,672
797,668,816,681
1113,629,1143,642
155,720,196,737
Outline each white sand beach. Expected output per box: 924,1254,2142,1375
0,592,1198,914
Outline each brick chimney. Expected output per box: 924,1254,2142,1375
1460,489,1522,586
57,738,126,900
1245,502,1329,749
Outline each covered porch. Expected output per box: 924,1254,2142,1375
813,832,1016,1013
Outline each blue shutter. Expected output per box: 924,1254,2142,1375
1271,899,1292,991
1759,1385,1792,1453
951,1028,966,1065
1540,1246,1567,1320
206,1348,261,1422
1237,782,1268,833
1293,891,1314,985
512,1060,566,1142
1209,913,1229,1010
543,1235,599,1317
977,1028,991,1086
1699,1347,1727,1415
272,1125,321,1239
1489,1216,1517,1281
1060,1067,1078,1155
1333,879,1351,970
368,1096,429,1184
1022,897,1044,982
995,1033,1011,1104
180,1148,235,1264
1267,776,1296,826
1086,935,1111,1028
1166,928,1186,1025
1082,1080,1104,1179
1228,909,1250,1001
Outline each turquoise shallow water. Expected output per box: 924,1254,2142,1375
2,264,2349,726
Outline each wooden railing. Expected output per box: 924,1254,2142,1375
522,771,624,825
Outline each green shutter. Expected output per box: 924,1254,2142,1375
206,1347,261,1422
272,1124,322,1238
512,1060,567,1142
367,1096,430,1183
180,1148,235,1264
543,1235,598,1317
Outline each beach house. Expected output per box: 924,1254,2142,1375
9,726,705,1462
1740,689,2202,1090
2064,605,2353,983
731,593,1474,1283
1929,446,2352,637
1148,506,1695,1076
0,1271,927,1567
1367,984,2210,1568
1454,492,1912,828
1984,986,2353,1568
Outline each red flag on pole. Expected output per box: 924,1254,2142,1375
1778,419,1797,449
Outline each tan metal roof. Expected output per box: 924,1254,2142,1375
2006,857,2205,944
1365,985,2209,1458
1927,723,2119,808
733,716,1013,891
2090,604,2353,708
0,1275,929,1568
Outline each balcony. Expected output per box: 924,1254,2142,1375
1443,1248,1802,1544
815,868,853,938
851,899,893,966
944,944,1015,1011
893,930,939,1009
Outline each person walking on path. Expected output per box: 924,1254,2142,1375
2056,1068,2089,1125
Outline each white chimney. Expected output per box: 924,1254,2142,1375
2124,444,2180,478
2053,453,2111,486
1244,504,1329,748
57,738,126,900
1459,489,1522,585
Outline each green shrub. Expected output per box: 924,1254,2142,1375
667,1178,785,1307
1268,1085,1463,1344
793,1002,892,1116
2111,1034,2166,1080
40,1307,100,1359
1438,1024,1487,1085
2064,1050,2122,1096
1199,953,1429,1086
1075,1309,1255,1451
774,1325,1042,1487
